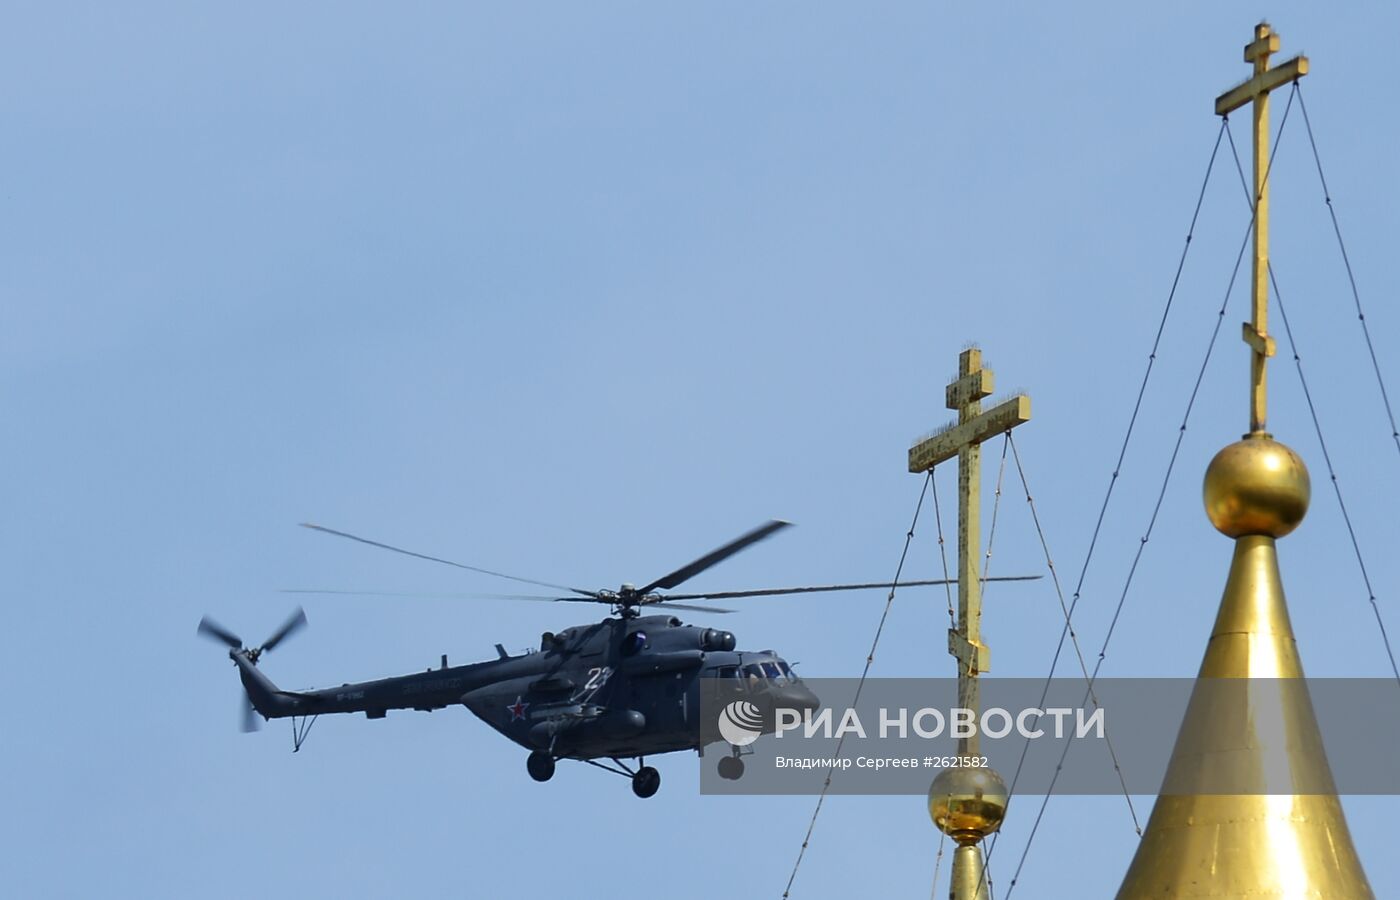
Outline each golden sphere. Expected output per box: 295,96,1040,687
1203,434,1310,538
927,765,1007,843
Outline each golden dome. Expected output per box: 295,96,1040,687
1203,433,1310,538
927,766,1008,844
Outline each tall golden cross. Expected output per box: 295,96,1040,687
1215,22,1308,433
908,348,1030,756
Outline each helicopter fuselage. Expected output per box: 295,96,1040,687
234,613,818,764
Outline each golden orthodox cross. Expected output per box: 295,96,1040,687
1215,22,1308,432
908,348,1030,755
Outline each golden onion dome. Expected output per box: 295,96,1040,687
1203,432,1310,538
927,766,1008,844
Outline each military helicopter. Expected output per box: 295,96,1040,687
198,520,1036,798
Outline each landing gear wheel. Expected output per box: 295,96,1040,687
527,750,555,782
717,755,745,781
631,765,661,798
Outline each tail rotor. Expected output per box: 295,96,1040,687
197,607,308,732
241,697,261,733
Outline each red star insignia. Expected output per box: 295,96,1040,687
507,696,529,722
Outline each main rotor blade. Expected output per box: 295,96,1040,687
648,601,737,614
636,520,792,595
197,616,243,650
660,574,1042,601
260,606,307,653
279,588,608,604
280,589,730,613
300,523,598,598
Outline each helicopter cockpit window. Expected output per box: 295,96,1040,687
715,665,739,681
743,663,766,688
777,660,796,681
762,661,786,684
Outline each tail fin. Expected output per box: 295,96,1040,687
231,652,300,720
197,608,309,732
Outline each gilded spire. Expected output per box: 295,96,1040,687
1117,24,1372,897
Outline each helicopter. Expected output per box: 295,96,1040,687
198,519,1037,798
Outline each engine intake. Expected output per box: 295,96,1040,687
701,629,736,652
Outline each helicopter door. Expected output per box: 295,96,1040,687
700,665,742,714
695,665,740,741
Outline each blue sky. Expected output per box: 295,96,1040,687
6,3,1400,897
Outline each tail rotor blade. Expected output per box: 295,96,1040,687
260,607,307,654
197,616,243,650
241,697,262,733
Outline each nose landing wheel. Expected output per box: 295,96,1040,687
717,755,745,780
527,750,556,782
631,765,661,798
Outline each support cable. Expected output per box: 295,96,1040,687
1218,98,1400,687
993,106,1295,890
933,475,958,629
1037,118,1228,694
994,121,1226,817
782,471,934,899
929,463,969,897
999,432,1153,896
1270,268,1400,687
968,434,1012,900
930,835,948,900
1001,207,1248,892
1295,85,1400,460
981,434,1011,590
930,467,963,898
994,432,1141,900
981,119,1230,880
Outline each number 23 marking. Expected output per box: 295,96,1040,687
584,666,612,691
